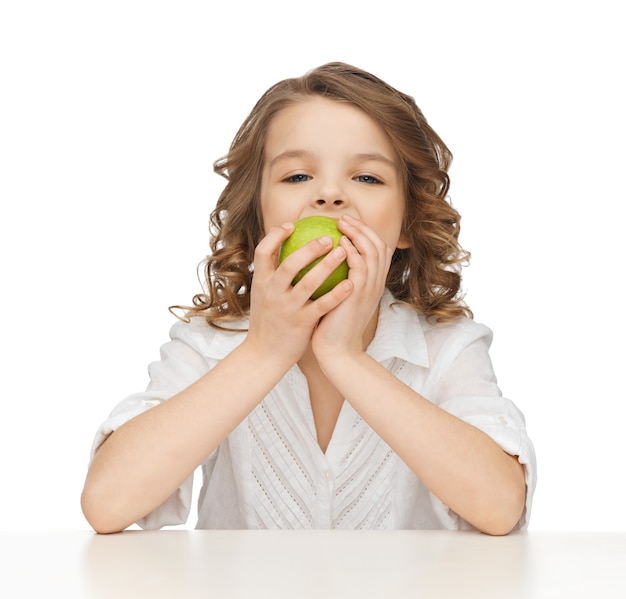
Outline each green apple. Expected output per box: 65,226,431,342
278,215,349,299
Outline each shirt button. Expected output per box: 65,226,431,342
325,469,333,481
498,416,508,425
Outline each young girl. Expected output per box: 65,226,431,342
81,62,536,535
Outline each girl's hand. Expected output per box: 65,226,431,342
244,223,353,367
312,215,394,365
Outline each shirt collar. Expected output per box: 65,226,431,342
366,289,430,368
202,289,430,368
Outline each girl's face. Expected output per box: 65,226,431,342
260,96,408,250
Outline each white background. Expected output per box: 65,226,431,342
1,1,624,532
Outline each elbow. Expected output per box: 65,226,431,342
480,510,523,537
480,478,527,537
81,481,129,535
479,453,527,536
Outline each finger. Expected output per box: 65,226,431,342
254,223,295,272
339,215,393,276
276,235,335,288
339,235,365,271
309,277,353,315
337,237,390,301
291,244,348,301
338,215,386,256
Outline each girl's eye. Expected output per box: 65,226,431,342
355,174,381,184
284,174,311,183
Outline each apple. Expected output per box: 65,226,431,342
278,216,349,299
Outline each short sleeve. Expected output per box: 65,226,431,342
427,321,537,531
88,319,217,529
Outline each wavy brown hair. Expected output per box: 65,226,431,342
172,62,472,327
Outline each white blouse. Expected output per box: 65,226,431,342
90,290,537,530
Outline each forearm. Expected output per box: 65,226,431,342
320,353,526,535
81,340,292,534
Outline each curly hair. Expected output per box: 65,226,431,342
171,62,472,327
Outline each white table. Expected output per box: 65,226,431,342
2,530,625,598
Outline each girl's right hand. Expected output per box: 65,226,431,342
244,223,353,366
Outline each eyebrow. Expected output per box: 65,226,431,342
269,149,314,167
352,152,397,167
269,150,397,168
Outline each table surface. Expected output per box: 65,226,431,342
1,530,625,598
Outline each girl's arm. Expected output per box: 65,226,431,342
318,352,526,536
313,216,526,535
81,339,291,534
81,224,352,534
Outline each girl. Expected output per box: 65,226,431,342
81,62,536,535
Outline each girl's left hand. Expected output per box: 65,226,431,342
311,214,394,365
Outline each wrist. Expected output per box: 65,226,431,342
239,334,299,375
316,347,371,382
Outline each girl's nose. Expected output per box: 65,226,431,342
312,177,346,209
314,197,345,207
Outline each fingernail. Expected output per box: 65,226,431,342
337,280,352,292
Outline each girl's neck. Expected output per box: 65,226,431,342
297,308,380,453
